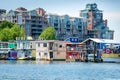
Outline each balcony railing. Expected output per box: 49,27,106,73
66,47,85,52
31,27,43,29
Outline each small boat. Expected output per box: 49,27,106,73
8,57,17,60
17,57,27,60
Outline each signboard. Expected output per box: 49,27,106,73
65,37,79,43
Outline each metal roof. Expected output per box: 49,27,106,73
81,38,120,44
89,38,104,43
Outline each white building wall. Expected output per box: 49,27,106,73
36,42,51,60
36,51,40,60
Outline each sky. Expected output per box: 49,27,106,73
0,0,120,41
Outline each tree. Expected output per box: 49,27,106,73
0,21,25,41
0,20,14,29
0,27,12,41
11,24,25,40
39,26,57,40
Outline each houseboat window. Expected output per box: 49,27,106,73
44,53,48,56
0,43,2,48
23,43,25,49
38,42,40,47
59,44,62,48
43,43,47,47
30,43,32,48
72,53,76,56
39,52,41,56
54,44,58,47
50,52,53,58
30,45,32,48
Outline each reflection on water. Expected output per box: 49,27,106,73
0,60,120,80
0,60,67,64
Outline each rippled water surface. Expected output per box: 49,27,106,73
0,60,120,80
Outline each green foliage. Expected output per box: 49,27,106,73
11,24,25,40
0,20,14,29
0,21,25,41
39,26,57,40
0,27,12,41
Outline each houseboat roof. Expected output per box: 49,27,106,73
35,40,83,45
35,40,71,44
35,40,57,43
81,38,120,44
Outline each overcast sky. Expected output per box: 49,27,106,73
0,0,120,41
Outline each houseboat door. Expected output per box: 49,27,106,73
50,52,53,58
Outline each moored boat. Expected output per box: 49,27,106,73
8,57,17,60
17,57,27,60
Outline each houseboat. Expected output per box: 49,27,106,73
8,49,17,60
16,37,36,60
81,38,120,62
35,39,87,61
0,42,16,60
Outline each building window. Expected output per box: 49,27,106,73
54,44,58,47
30,43,32,48
23,43,25,49
44,53,47,56
59,44,62,48
39,52,41,56
78,25,82,29
38,42,40,47
43,43,47,47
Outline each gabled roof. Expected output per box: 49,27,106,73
89,38,104,43
81,38,120,44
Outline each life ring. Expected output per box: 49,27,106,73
106,49,110,53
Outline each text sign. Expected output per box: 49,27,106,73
69,37,79,43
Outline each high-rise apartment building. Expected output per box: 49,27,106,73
47,3,114,41
5,3,114,41
0,9,6,23
80,3,114,39
47,14,85,41
6,7,47,39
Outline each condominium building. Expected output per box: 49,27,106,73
5,3,114,42
47,14,85,42
0,9,6,23
80,3,114,39
6,7,47,39
46,3,114,41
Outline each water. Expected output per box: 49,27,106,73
0,60,120,80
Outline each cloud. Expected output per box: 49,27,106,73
104,12,120,20
104,12,120,41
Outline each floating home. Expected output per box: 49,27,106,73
81,38,120,59
16,37,36,60
35,40,86,61
35,40,66,61
0,42,16,60
65,42,86,61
